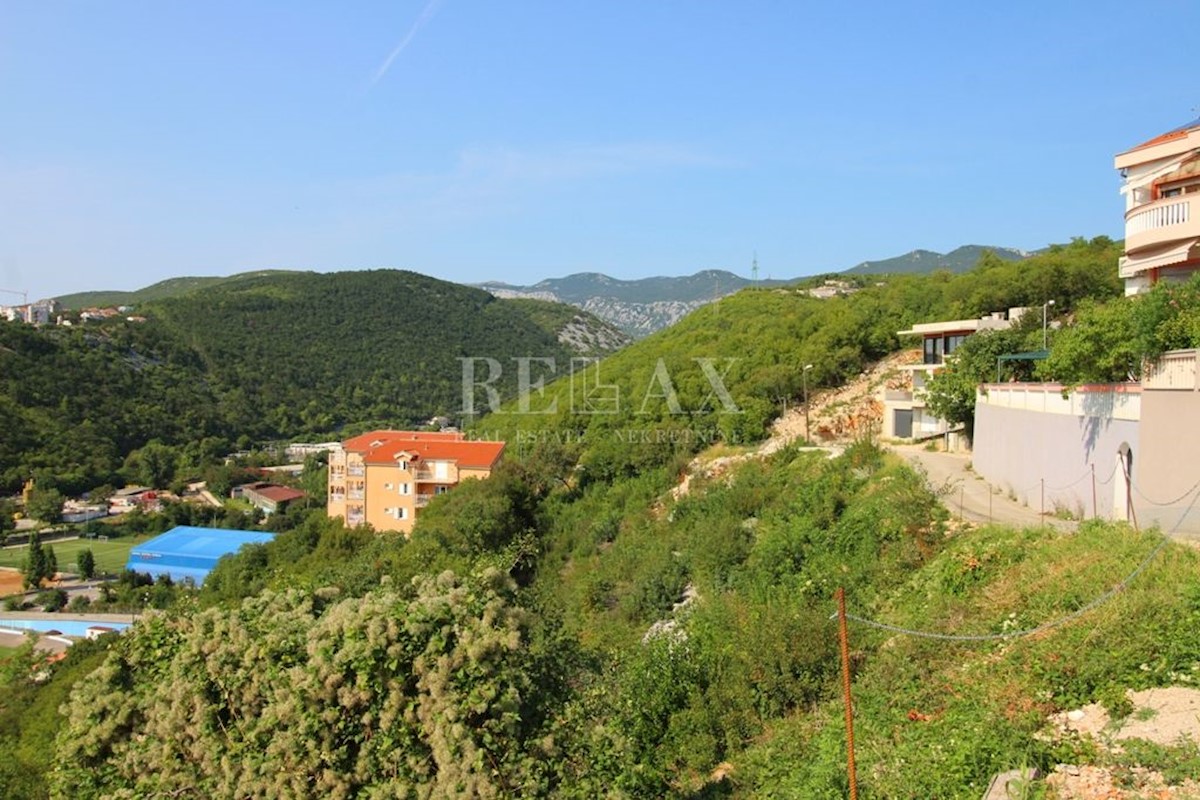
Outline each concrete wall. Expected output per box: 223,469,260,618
973,384,1141,522
1138,388,1200,535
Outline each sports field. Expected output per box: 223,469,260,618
0,534,157,578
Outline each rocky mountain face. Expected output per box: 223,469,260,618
479,270,767,338
477,244,1030,337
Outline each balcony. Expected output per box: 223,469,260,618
348,489,364,500
1125,195,1200,253
415,493,433,508
347,465,365,477
415,469,455,483
883,390,913,403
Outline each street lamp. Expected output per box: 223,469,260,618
1042,299,1056,350
802,364,814,443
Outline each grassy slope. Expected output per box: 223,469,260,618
735,519,1199,797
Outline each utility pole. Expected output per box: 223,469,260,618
751,252,759,284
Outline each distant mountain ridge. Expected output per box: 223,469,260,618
475,245,1030,336
54,243,1031,339
842,244,1029,275
478,270,790,338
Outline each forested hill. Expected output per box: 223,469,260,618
0,270,624,494
53,271,294,310
474,237,1122,471
34,237,1177,800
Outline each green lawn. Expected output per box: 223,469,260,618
0,534,157,576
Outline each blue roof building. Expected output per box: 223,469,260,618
125,526,275,585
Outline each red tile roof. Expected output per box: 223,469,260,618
246,484,307,504
1127,117,1200,153
342,429,464,452
346,430,505,469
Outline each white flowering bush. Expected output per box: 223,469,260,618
52,569,551,799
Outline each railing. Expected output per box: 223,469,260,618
347,465,365,477
1125,196,1198,252
978,382,1142,421
348,490,363,500
415,469,455,483
415,494,433,508
884,390,912,402
1127,198,1190,233
1144,349,1200,390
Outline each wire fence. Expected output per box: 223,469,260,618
961,458,1200,533
847,458,1200,643
837,534,1171,642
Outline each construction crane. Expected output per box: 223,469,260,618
0,289,28,305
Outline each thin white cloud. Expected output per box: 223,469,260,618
371,0,445,85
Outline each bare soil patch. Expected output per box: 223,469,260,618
0,568,24,598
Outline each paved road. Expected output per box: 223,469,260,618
891,444,1076,532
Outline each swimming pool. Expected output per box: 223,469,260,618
0,619,131,637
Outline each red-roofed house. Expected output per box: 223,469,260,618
233,482,307,515
1114,117,1200,295
326,430,506,533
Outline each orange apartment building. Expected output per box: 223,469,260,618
326,430,506,533
1115,117,1200,295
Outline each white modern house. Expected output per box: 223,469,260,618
882,312,1018,445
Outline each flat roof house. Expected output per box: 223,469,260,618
881,311,1018,445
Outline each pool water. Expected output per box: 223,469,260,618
0,619,131,637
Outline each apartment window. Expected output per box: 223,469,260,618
944,334,967,357
400,483,410,495
923,336,943,365
435,486,448,495
398,460,409,471
384,483,393,490
1163,187,1183,198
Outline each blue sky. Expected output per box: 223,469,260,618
1,1,1197,300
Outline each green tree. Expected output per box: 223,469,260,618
22,534,50,590
44,546,57,580
24,488,63,525
123,440,179,489
1039,274,1200,385
35,588,67,612
76,548,95,580
0,499,14,537
924,323,1041,439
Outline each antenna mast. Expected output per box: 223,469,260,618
751,252,759,284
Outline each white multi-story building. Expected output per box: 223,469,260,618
1114,117,1200,295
